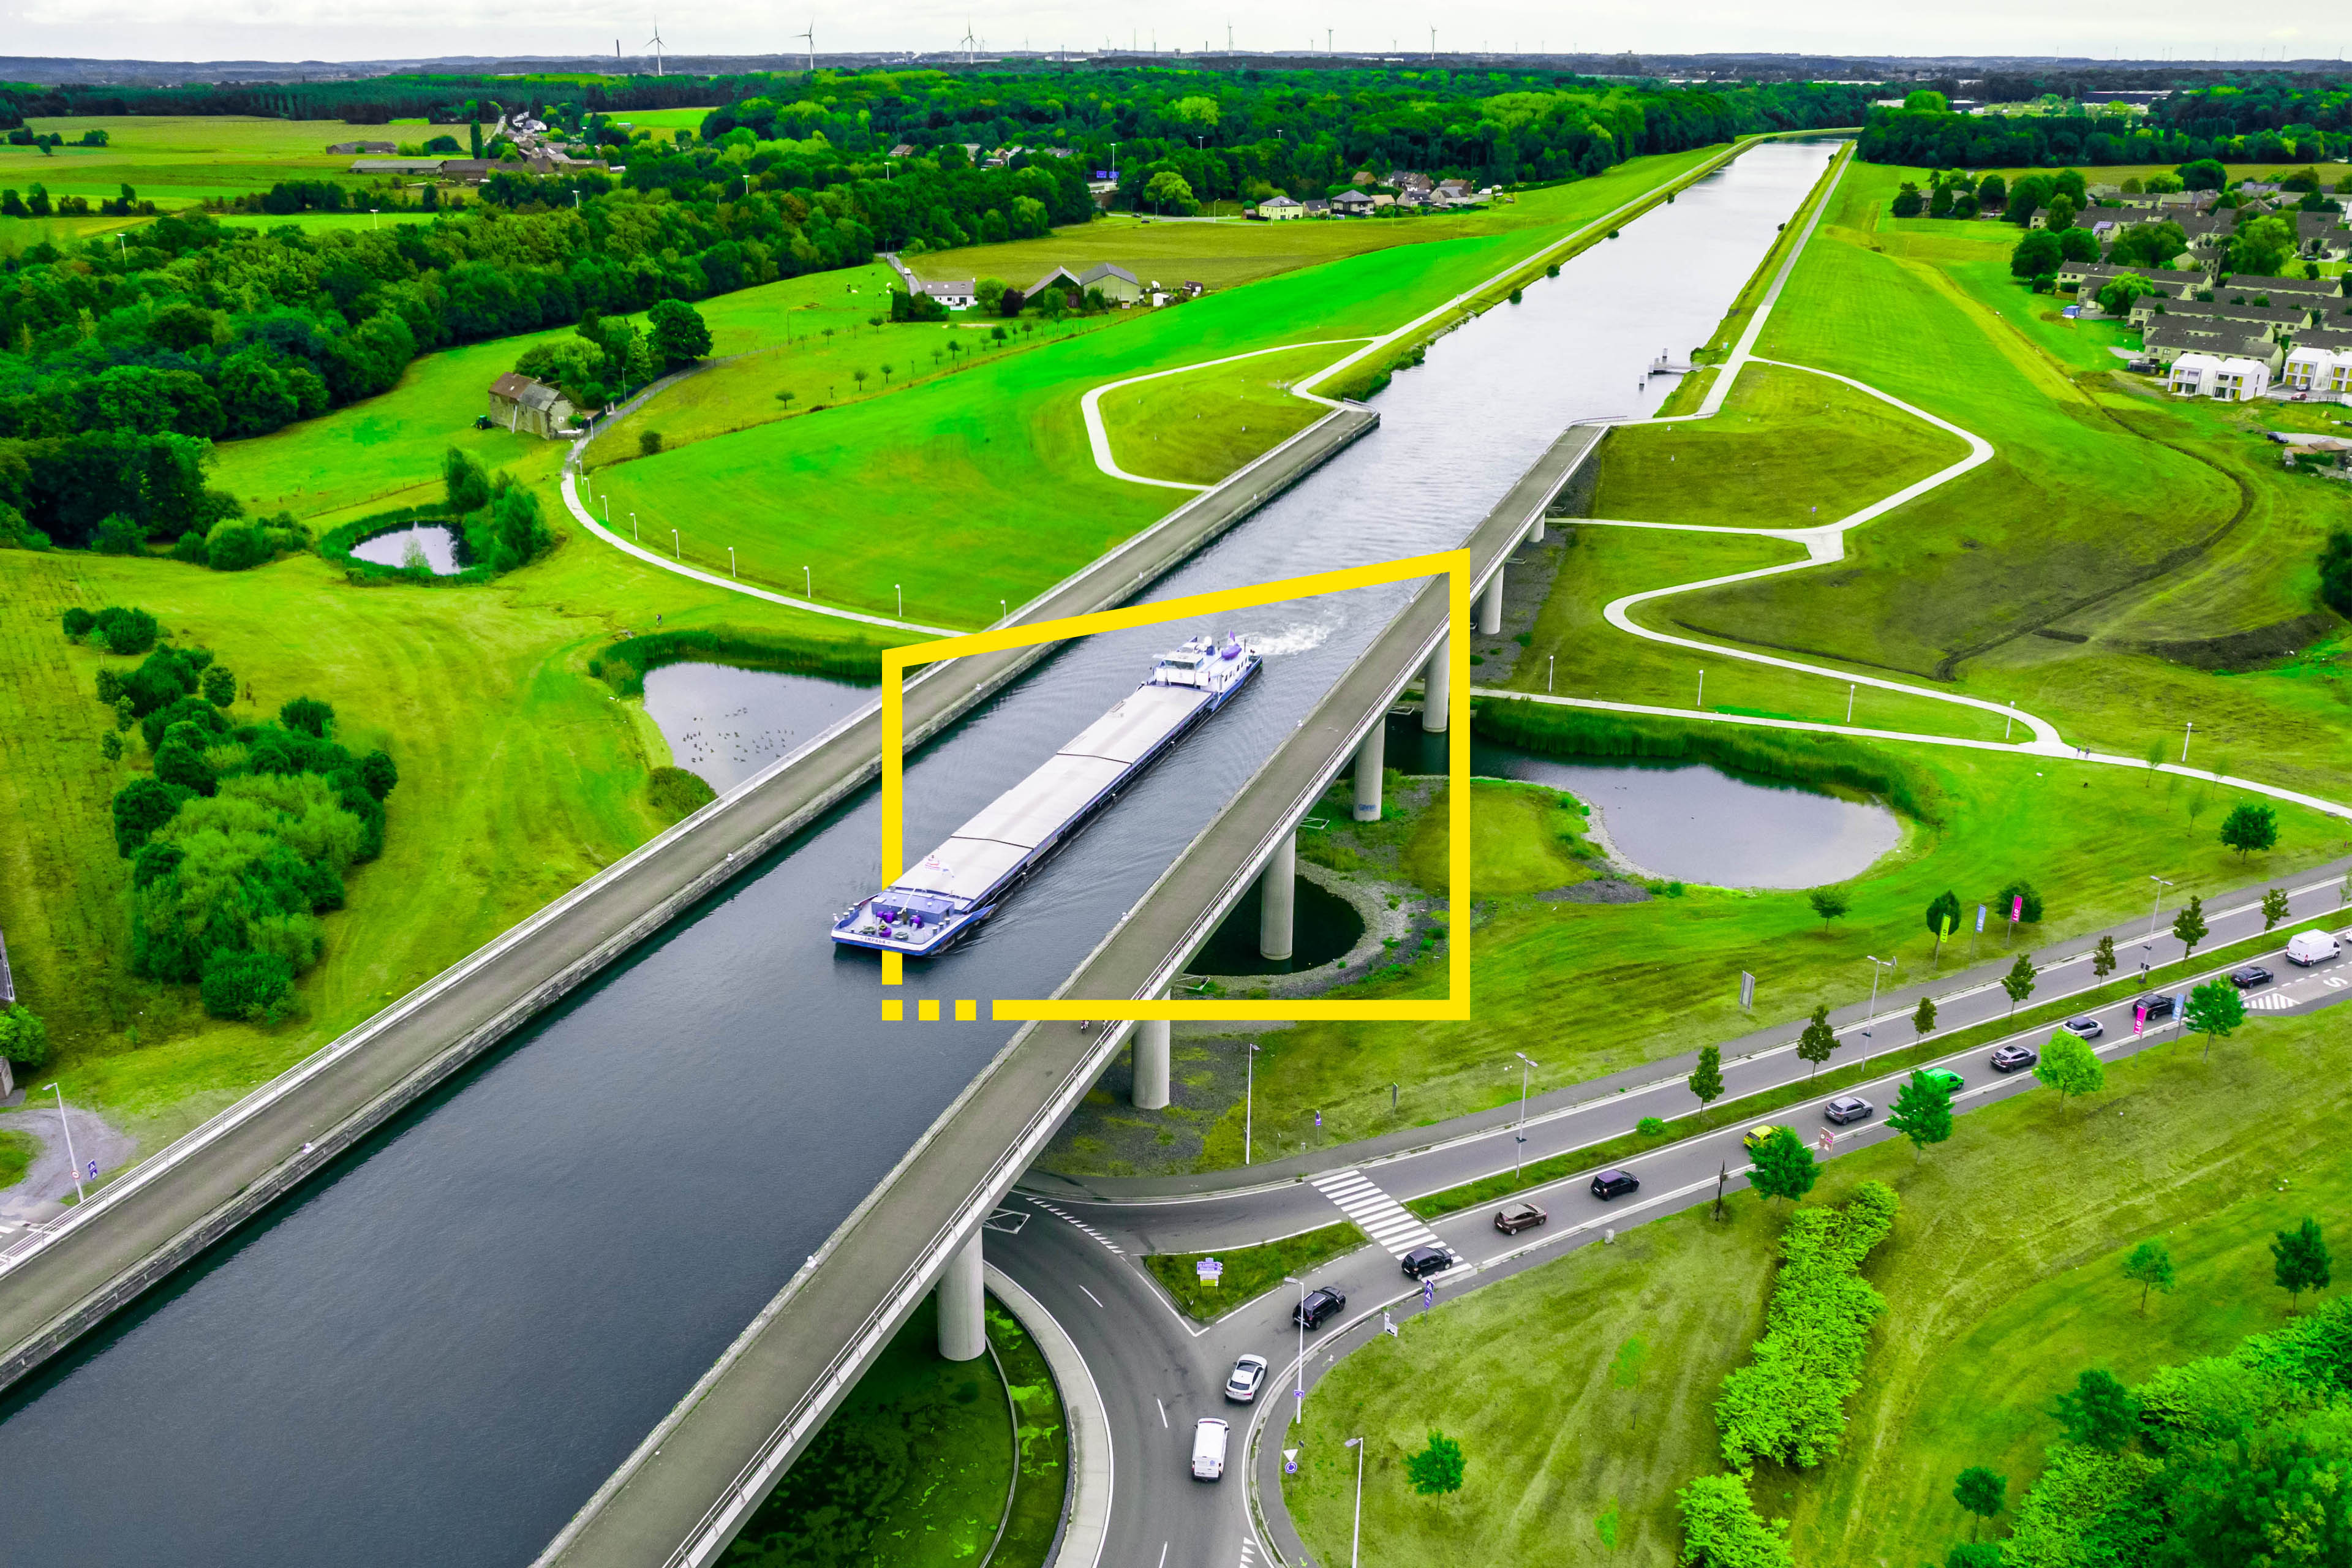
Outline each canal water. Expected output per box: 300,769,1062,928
0,142,1839,1567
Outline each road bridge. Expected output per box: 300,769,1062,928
535,420,1607,1568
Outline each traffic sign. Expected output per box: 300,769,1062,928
1197,1257,1223,1285
1739,970,1755,1011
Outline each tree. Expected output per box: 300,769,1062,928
2177,157,2228,191
2097,273,2158,317
2274,1217,2333,1311
2036,1030,2105,1111
1926,889,1962,951
1891,183,1924,218
1405,1430,1465,1496
1887,1070,1954,1161
1689,1044,1725,1112
1953,1466,2007,1531
1913,994,1937,1038
2122,1238,2176,1316
2231,214,2298,278
1144,169,1197,214
2052,1368,2139,1452
2184,978,2246,1063
2324,529,2352,619
280,696,334,738
647,299,713,369
2173,895,2209,960
1996,879,2045,925
200,665,236,708
2261,888,2291,932
1749,1125,1818,1205
1808,887,1850,930
2010,228,2063,279
99,730,123,762
2093,934,2117,982
442,447,491,513
1796,1004,1838,1079
1610,1335,1649,1428
2219,801,2279,860
0,1004,50,1069
2002,952,2037,1017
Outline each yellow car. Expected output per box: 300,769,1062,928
1743,1124,1790,1152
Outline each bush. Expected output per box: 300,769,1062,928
0,1005,51,1069
358,750,399,801
0,499,52,550
172,529,209,565
61,606,96,641
1676,1474,1792,1568
1994,879,2044,924
202,665,237,707
111,775,190,855
92,510,147,554
198,948,296,1022
203,521,270,571
279,696,334,738
1715,1183,1901,1472
138,692,227,752
89,605,160,655
648,766,717,820
639,429,665,458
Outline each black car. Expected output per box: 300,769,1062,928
2230,965,2275,990
1591,1169,1640,1201
2133,993,2177,1022
1990,1043,2039,1073
1292,1287,1346,1330
1400,1245,1455,1280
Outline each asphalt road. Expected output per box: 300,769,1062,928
993,924,2352,1568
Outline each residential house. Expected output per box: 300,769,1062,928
350,157,448,175
918,279,978,310
2168,352,2271,401
487,373,576,437
1388,171,1433,193
1331,189,1377,217
438,159,506,181
2297,213,2352,262
2296,326,2352,356
2283,346,2352,397
1250,194,1303,221
1079,262,1142,304
2134,298,2313,339
2059,258,2145,293
2141,320,2281,372
1022,265,1084,301
328,140,398,154
889,143,916,157
2222,274,2349,315
1300,198,1330,217
2168,352,2223,396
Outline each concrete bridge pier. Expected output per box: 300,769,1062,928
1478,568,1506,636
1529,514,1546,543
1351,725,1385,823
1259,833,1296,962
937,1232,986,1362
1422,633,1451,733
1132,1003,1170,1110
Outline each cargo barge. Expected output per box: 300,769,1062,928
833,634,1262,957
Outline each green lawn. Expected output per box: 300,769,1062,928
720,1295,1013,1567
1283,1003,2352,1568
0,532,889,1153
1647,160,2352,801
0,1128,34,1189
589,149,1738,627
1399,779,1597,895
12,115,385,201
1096,341,1351,485
1143,1221,1368,1322
1183,737,2348,1164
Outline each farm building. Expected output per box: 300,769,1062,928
487,373,576,437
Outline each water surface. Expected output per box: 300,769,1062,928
348,523,462,575
642,663,876,791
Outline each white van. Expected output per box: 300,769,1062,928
1191,1417,1231,1480
2286,930,2340,967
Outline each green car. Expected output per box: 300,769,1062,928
1920,1068,1966,1093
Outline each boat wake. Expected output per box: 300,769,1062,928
1246,620,1335,658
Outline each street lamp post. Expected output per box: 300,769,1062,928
728,546,736,579
1344,1436,1366,1567
1245,1042,1261,1164
1695,668,1705,709
1861,954,1896,1039
1284,1275,1308,1423
631,511,639,541
44,1083,85,1204
1547,654,1554,693
1847,683,1856,723
1512,1052,1538,1177
2144,874,2174,979
896,584,903,619
670,528,680,559
804,565,812,598
2181,720,2195,764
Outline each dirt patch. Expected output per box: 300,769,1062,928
2141,611,2345,673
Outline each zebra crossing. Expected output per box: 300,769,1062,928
2247,991,2300,1012
1310,1167,1446,1259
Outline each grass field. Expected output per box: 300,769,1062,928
1142,1221,1367,1322
1640,160,2352,801
589,148,1734,627
1398,779,1597,895
10,115,385,203
1186,738,2348,1163
0,530,889,1156
1283,1003,2352,1568
1095,341,1351,484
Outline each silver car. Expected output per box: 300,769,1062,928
2060,1016,2103,1041
1823,1095,1873,1125
1224,1354,1268,1403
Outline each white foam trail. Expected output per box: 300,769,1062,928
1246,621,1335,658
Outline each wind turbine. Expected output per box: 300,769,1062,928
794,20,814,71
961,21,978,64
645,23,665,75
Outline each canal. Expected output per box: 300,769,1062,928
0,142,1839,1566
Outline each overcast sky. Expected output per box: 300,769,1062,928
1,1,2340,72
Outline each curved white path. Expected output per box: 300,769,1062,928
1076,339,1370,489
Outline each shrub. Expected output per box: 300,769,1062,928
442,447,491,513
198,948,296,1021
1994,878,2044,924
91,605,159,655
139,693,227,752
358,750,399,801
0,1005,51,1069
0,499,51,550
111,775,190,854
648,766,717,820
172,529,209,565
1675,1474,1792,1568
1715,1182,1901,1472
639,429,665,458
92,511,146,554
279,696,335,738
202,665,237,707
61,606,96,641
203,521,270,571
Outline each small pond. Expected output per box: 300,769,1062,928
641,662,878,793
1383,713,1901,889
349,524,464,576
1189,874,1364,976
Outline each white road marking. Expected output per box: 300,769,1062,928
1079,1284,1105,1308
2247,992,2297,1012
1157,1545,1167,1568
1311,1169,1445,1258
1156,1397,1168,1428
1032,1199,1126,1254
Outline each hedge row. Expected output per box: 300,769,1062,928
1714,1182,1901,1474
1473,698,1947,827
1675,1475,1794,1568
589,625,884,696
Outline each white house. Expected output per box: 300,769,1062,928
1251,194,1303,221
918,279,977,310
2284,346,2352,398
2212,356,2272,401
2168,352,2222,397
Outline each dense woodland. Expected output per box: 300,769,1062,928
1861,77,2352,168
0,66,1870,554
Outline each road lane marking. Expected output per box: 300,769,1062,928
1079,1284,1104,1308
1031,1198,1126,1255
1157,1396,1168,1428
1311,1169,1444,1258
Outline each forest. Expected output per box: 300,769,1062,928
1861,77,2351,169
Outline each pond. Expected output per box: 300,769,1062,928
348,524,463,576
1188,873,1364,976
639,662,878,793
1384,714,1902,889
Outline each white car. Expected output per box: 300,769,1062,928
1224,1354,1268,1403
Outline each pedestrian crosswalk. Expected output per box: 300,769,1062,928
1310,1168,1445,1259
2247,992,2299,1012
